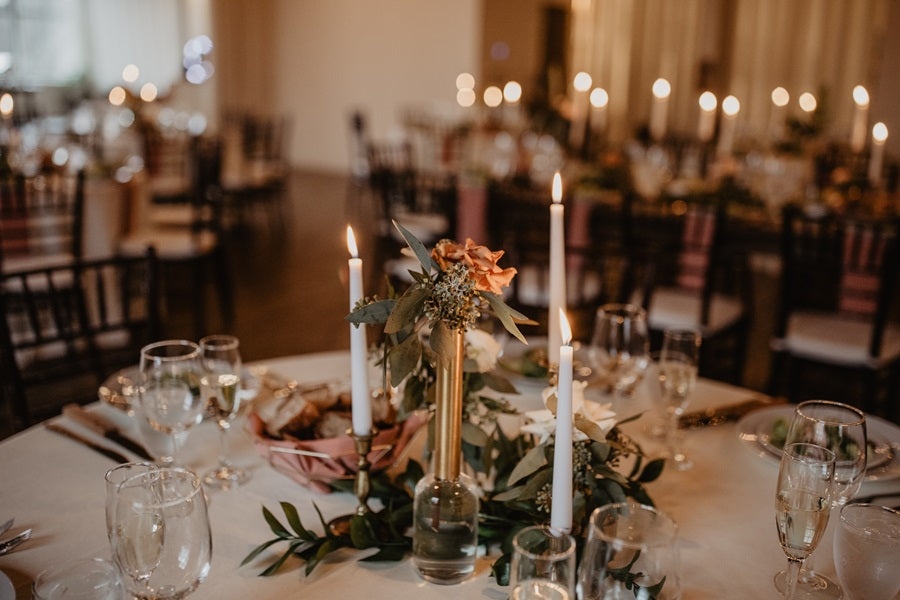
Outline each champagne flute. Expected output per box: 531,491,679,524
774,442,836,600
833,503,900,600
658,328,701,471
199,334,248,488
139,340,205,467
589,304,650,413
774,400,867,598
110,467,212,599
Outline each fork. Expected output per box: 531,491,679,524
0,528,32,555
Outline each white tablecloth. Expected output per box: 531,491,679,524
1,351,898,598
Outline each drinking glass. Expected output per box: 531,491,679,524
774,442,836,600
105,461,158,541
33,557,124,600
774,400,867,598
138,340,205,466
577,500,681,600
510,525,576,600
110,466,212,599
658,328,701,471
833,503,900,600
199,334,248,488
589,304,650,412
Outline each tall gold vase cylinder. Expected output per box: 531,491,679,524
412,327,479,584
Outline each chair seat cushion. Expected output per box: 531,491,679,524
638,287,744,334
772,310,900,368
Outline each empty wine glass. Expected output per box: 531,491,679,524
833,503,900,600
774,442,836,600
138,340,205,466
658,328,701,471
105,462,158,542
110,466,212,599
774,400,867,598
589,304,650,413
577,500,681,600
199,334,248,489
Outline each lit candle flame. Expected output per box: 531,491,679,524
873,122,889,144
346,225,358,258
698,91,717,112
559,309,572,345
573,71,592,93
590,88,609,108
771,87,790,108
722,95,740,117
552,172,563,204
853,85,870,108
652,78,671,100
0,93,12,117
798,92,817,113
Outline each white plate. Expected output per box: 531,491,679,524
0,571,13,600
737,404,900,481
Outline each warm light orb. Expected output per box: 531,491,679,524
139,83,158,102
852,85,870,107
652,78,671,99
873,122,889,143
456,72,475,91
122,64,139,83
108,86,127,106
771,87,790,107
456,88,476,108
503,81,522,103
698,91,717,112
590,87,609,108
573,71,592,93
798,92,817,113
559,308,572,345
483,86,503,107
552,171,563,203
722,95,740,116
0,93,12,117
346,225,359,257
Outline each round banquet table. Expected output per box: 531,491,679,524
1,350,899,599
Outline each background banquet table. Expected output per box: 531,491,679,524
1,350,899,599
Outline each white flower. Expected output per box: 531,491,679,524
521,381,617,444
465,328,501,373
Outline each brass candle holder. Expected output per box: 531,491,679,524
327,428,375,536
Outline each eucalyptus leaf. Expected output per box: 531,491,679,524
638,458,666,483
481,292,531,344
260,539,307,576
349,514,377,548
388,332,421,383
519,466,552,500
481,372,518,394
240,537,283,567
385,285,428,334
429,321,459,366
347,299,396,325
491,485,525,502
393,220,436,272
280,501,315,541
262,506,290,538
461,421,490,447
507,443,548,486
574,414,611,443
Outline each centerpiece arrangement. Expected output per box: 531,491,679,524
243,222,663,586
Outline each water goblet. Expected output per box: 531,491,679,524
33,557,124,600
774,442,836,600
199,334,248,488
105,461,158,541
658,328,701,471
110,466,212,599
833,503,900,600
588,303,650,413
577,500,681,600
138,340,205,466
774,400,867,598
510,525,576,600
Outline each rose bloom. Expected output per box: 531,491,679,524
432,238,517,295
464,328,502,372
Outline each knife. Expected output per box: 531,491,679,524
678,395,787,429
46,422,130,463
62,404,153,461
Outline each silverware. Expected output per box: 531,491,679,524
0,528,32,556
0,518,12,537
45,423,130,463
62,404,153,461
679,395,787,429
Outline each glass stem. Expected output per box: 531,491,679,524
665,406,681,462
784,558,802,600
217,421,232,468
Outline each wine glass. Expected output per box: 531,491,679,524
105,462,158,542
774,400,867,598
510,525,576,600
588,303,650,413
138,340,205,466
658,328,701,471
109,466,212,599
774,442,836,600
577,500,681,600
833,503,900,600
199,334,248,488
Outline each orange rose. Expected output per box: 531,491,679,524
432,238,517,295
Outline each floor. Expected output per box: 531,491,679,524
0,169,777,439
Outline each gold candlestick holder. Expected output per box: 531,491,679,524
328,428,374,535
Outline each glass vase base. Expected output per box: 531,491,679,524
413,557,476,585
774,568,843,599
202,465,248,489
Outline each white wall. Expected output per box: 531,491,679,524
214,0,482,174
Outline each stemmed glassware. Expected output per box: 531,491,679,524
833,503,900,600
138,340,205,466
589,303,650,412
109,466,212,599
658,328,701,471
199,334,249,488
774,442,836,600
774,400,867,598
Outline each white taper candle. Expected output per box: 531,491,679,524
550,309,574,535
346,226,372,436
548,172,566,366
